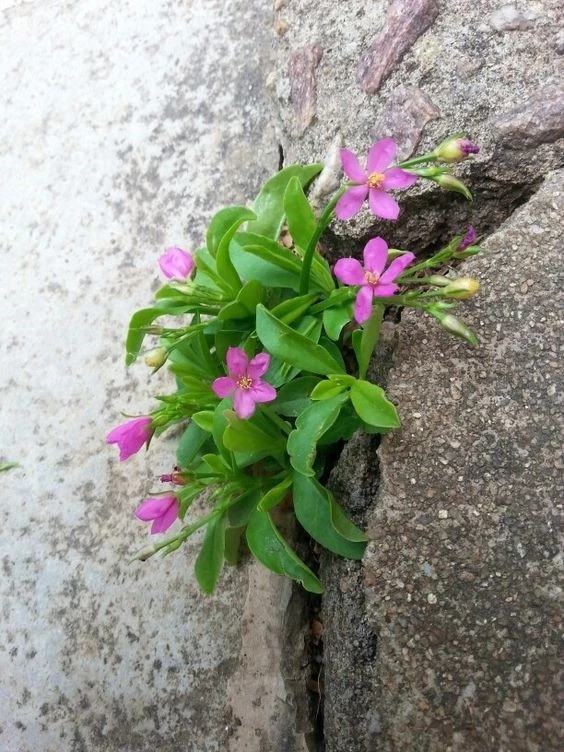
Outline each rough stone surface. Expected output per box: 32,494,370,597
323,171,564,751
274,0,563,252
0,1,311,750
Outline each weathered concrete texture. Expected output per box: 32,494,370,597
0,2,311,750
273,0,563,251
324,171,564,751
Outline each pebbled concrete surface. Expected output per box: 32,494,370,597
323,172,564,751
0,2,310,751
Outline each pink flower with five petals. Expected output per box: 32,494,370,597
336,138,417,222
334,237,416,324
212,347,277,419
135,494,179,534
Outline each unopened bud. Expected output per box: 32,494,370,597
427,275,451,287
144,347,168,369
430,308,478,345
433,173,473,201
443,277,480,300
433,136,480,164
458,226,477,251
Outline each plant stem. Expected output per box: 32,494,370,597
299,185,348,295
398,153,438,169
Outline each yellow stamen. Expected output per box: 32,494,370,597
367,171,385,189
364,271,380,285
237,375,253,390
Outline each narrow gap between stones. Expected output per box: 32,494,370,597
292,171,546,750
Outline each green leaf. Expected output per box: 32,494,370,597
223,411,284,455
349,379,400,429
224,526,244,565
218,280,264,321
266,315,322,387
271,293,317,325
177,422,209,466
310,380,346,401
201,453,231,476
256,305,345,376
287,393,348,476
274,376,319,416
230,237,301,290
206,206,256,256
248,164,322,240
227,489,260,526
330,502,369,542
292,473,367,559
352,304,384,379
284,176,317,250
214,208,256,293
258,476,293,512
323,304,352,341
246,508,323,593
191,411,214,433
194,513,227,595
0,462,18,473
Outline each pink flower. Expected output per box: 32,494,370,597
335,139,417,222
158,246,195,280
212,347,277,419
135,494,179,534
334,237,416,324
106,416,152,461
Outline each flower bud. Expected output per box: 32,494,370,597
433,137,480,163
443,277,480,300
429,307,478,345
426,275,451,287
458,226,477,251
144,347,168,369
433,173,473,201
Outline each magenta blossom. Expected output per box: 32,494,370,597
459,226,477,251
212,347,276,419
334,237,416,324
106,416,153,461
336,138,417,222
158,246,195,280
135,494,179,534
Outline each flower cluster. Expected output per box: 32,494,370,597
107,132,481,594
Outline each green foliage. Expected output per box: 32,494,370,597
122,149,483,594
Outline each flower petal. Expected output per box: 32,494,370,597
158,247,194,280
382,168,418,190
369,189,400,221
234,389,256,419
373,283,399,298
212,376,236,398
334,257,365,286
135,495,176,521
249,381,277,404
335,185,368,220
340,149,366,182
362,237,388,274
226,346,248,378
248,353,270,379
106,417,152,461
150,499,179,534
380,252,416,283
354,285,374,324
367,138,396,172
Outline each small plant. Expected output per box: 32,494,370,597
107,135,481,594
